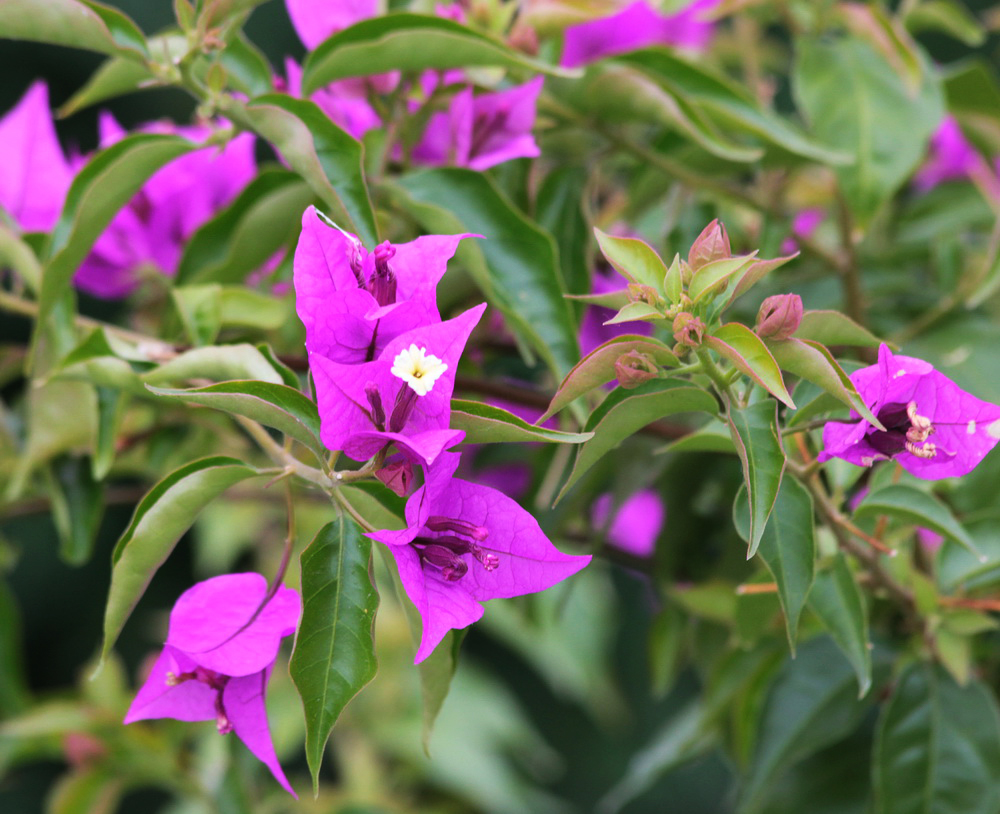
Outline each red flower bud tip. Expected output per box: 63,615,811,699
755,293,803,340
376,460,414,497
688,219,731,271
672,312,705,348
614,350,659,389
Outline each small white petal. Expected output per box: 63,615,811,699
967,420,977,435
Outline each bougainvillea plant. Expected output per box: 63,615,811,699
4,1,1000,812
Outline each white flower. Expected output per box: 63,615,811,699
390,345,448,396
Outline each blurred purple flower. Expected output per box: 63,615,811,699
285,0,380,50
819,344,1000,479
592,489,665,558
281,59,381,140
309,304,485,462
560,0,718,68
125,573,300,797
412,77,544,171
781,207,824,255
579,268,653,357
75,114,256,298
293,206,479,364
370,452,591,662
914,116,981,192
0,81,74,233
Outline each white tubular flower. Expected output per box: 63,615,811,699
390,344,448,396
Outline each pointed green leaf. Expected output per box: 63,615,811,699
855,484,979,556
234,94,378,247
808,553,872,697
593,228,669,290
874,664,1000,814
602,301,663,325
734,477,816,647
100,457,261,661
0,223,42,292
176,167,312,285
766,337,881,427
290,517,379,793
92,386,127,480
0,0,147,60
302,13,574,94
558,379,717,501
141,344,285,386
542,335,680,422
39,134,196,333
450,400,593,445
793,36,944,224
907,1,987,47
728,400,786,558
146,381,325,458
393,169,579,378
706,323,795,408
47,456,104,567
741,636,881,813
653,421,735,455
688,255,756,304
536,168,590,298
795,309,887,348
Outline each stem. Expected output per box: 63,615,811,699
695,346,735,403
834,187,868,332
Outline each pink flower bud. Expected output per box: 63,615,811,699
614,350,659,389
628,282,660,305
672,312,705,348
688,219,731,271
376,459,414,497
755,294,803,340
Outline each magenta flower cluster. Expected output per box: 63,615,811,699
293,206,591,662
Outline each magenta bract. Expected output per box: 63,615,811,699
819,344,1000,479
370,453,592,662
124,574,301,796
592,489,665,558
560,0,718,68
0,81,74,233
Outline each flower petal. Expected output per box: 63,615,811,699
123,646,216,724
225,670,297,797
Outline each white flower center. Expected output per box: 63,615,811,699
390,345,448,396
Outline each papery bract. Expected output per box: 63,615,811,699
370,453,591,662
560,0,718,68
75,114,256,298
285,0,381,50
914,116,981,192
592,489,665,558
412,77,544,171
282,59,381,141
0,81,74,233
819,344,1000,479
294,206,480,363
124,573,300,797
309,304,485,462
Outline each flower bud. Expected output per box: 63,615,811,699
672,312,705,348
755,294,803,341
627,282,660,305
688,219,731,271
376,459,414,497
614,350,659,389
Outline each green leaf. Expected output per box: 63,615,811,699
766,337,881,427
688,254,756,304
728,400,786,558
541,335,680,421
48,768,124,814
216,34,274,98
874,664,1000,814
706,323,795,408
235,95,378,247
417,629,465,753
59,40,166,115
302,13,574,94
146,381,325,458
653,421,735,455
807,553,872,698
602,301,662,325
937,518,1000,593
39,134,196,335
47,456,104,567
855,484,979,557
741,636,881,813
176,167,311,285
92,385,126,480
99,456,261,662
795,309,886,348
793,36,944,225
0,0,147,60
557,379,717,501
905,0,986,47
594,227,669,290
734,477,816,648
535,168,590,298
198,0,270,29
0,223,42,292
617,49,851,164
450,400,593,445
393,169,579,378
290,517,379,793
141,344,285,386
172,285,291,345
